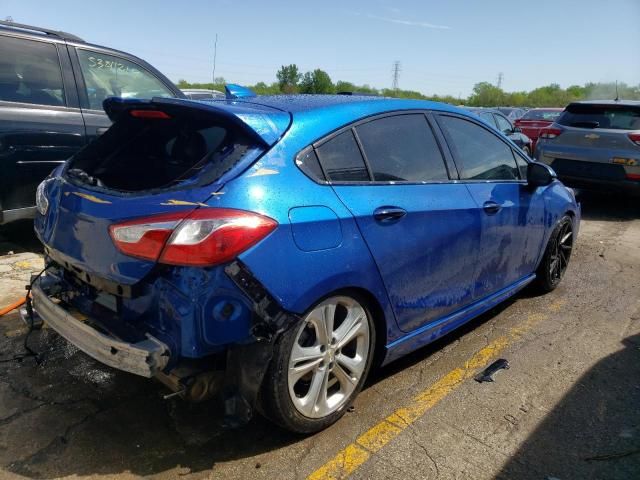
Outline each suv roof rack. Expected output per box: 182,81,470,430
0,20,84,42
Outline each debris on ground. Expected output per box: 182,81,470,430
474,358,510,383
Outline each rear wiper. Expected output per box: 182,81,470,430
569,121,600,129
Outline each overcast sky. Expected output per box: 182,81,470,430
4,0,640,96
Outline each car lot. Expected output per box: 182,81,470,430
0,190,638,480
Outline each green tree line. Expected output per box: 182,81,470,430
177,64,640,107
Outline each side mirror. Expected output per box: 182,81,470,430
527,162,557,187
513,126,523,133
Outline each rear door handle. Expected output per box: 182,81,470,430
96,127,109,136
373,206,407,222
483,201,501,215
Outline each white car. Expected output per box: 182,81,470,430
181,88,224,100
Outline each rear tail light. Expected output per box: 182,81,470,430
109,208,277,266
628,133,640,146
539,127,563,140
626,173,640,181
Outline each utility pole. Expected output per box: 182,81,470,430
392,61,401,91
497,72,504,89
212,33,218,85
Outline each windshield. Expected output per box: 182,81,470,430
558,104,640,130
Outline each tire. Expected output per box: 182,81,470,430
260,294,376,433
535,215,574,292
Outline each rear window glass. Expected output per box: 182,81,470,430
68,110,257,192
558,104,640,130
521,110,562,121
316,130,370,182
355,114,448,182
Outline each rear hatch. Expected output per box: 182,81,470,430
35,97,290,285
552,103,640,153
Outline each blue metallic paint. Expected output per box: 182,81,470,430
34,94,580,372
288,206,342,252
331,183,482,333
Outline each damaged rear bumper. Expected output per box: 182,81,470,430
26,280,170,377
26,260,300,424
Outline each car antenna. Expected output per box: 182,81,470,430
614,80,620,102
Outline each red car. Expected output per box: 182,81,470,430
514,108,563,152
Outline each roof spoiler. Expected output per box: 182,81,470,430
101,96,290,146
225,84,257,99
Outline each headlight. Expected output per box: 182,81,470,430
36,180,50,216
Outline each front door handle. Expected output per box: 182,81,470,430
373,206,407,222
483,201,501,215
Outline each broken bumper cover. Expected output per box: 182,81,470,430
27,280,169,378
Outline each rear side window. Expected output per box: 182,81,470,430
77,49,174,110
439,115,519,181
316,130,369,182
0,36,65,106
355,114,448,182
558,104,640,130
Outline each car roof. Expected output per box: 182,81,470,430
0,21,152,66
232,94,463,116
0,20,83,42
114,94,472,148
569,100,640,107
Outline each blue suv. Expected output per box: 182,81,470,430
30,90,580,432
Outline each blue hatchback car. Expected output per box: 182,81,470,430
31,89,580,432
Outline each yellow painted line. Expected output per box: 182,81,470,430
308,304,557,480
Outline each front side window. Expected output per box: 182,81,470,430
514,152,528,178
315,130,369,182
355,114,448,182
439,115,519,181
0,35,65,106
494,114,513,134
77,49,174,110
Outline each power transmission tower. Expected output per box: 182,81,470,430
392,61,401,91
497,72,504,89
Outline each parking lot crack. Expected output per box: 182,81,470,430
0,402,46,426
8,403,106,475
406,424,440,478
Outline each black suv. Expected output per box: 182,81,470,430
0,21,184,224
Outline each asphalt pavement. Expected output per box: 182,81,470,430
0,191,638,480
